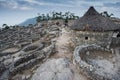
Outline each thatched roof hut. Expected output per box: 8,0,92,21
71,6,120,31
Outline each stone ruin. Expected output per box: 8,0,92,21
73,44,120,80
0,6,120,80
0,23,60,80
71,6,120,80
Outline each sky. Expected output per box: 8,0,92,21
0,0,120,27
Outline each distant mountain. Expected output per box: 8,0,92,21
19,17,37,26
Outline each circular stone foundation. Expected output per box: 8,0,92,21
2,47,20,53
22,43,44,52
73,45,120,80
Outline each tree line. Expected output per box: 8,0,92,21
100,11,114,17
36,11,79,22
1,11,114,30
36,11,114,22
0,24,22,30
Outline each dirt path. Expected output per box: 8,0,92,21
50,27,88,80
52,28,72,59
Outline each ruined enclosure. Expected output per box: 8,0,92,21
73,44,120,80
0,6,120,80
80,50,113,63
71,6,120,80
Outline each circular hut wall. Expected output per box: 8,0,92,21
73,31,113,46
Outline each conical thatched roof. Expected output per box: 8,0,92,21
71,6,120,31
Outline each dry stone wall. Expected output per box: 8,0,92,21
71,31,113,47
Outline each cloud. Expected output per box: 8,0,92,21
0,0,33,10
0,0,120,13
104,2,120,7
74,0,105,7
99,2,120,13
0,0,76,11
24,0,45,5
19,6,32,10
24,0,74,7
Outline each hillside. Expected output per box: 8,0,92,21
0,19,120,80
19,17,37,26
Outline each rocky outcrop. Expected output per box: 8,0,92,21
31,58,71,80
31,58,84,80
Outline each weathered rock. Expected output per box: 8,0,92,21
0,62,6,76
10,56,45,76
22,43,44,52
42,41,56,58
31,58,74,80
14,51,44,67
48,26,60,32
0,42,56,80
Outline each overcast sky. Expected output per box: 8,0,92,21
0,0,120,27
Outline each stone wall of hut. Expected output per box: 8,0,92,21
71,31,113,47
110,37,120,48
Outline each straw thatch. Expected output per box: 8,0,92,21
71,6,120,31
